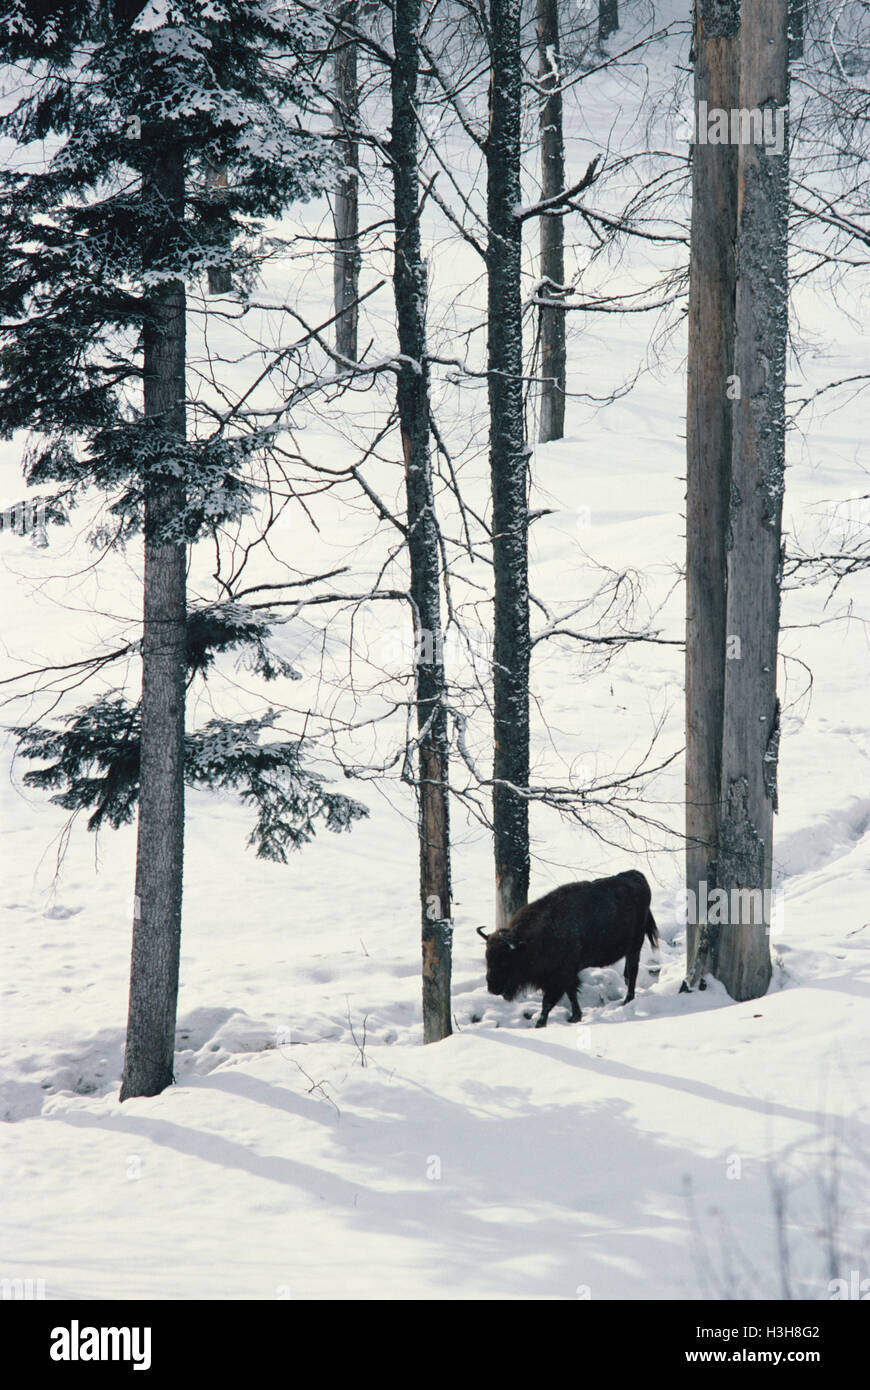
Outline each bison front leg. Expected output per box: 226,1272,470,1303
535,987,564,1028
565,981,582,1023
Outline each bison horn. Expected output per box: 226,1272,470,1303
476,925,489,940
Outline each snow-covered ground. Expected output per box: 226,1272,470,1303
3,344,868,1297
2,5,869,1300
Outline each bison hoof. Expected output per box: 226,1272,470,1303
621,994,635,1007
534,1016,548,1029
568,1013,582,1024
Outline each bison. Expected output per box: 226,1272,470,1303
478,869,658,1027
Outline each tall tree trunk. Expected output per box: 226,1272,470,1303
333,1,360,360
488,0,531,930
120,144,188,1100
598,0,618,44
536,0,566,443
685,0,740,982
391,0,453,1042
715,0,789,1001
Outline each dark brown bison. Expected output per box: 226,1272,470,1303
478,869,658,1027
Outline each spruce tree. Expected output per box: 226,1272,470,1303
0,0,363,1098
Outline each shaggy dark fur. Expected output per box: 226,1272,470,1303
483,869,659,1027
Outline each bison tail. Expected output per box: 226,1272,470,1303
645,909,659,949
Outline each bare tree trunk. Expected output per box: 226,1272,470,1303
598,0,618,44
715,0,790,1001
685,0,739,981
488,0,531,930
120,144,188,1100
537,0,566,442
391,0,453,1042
333,1,360,360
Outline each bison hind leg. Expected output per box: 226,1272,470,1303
622,950,640,1005
565,981,582,1023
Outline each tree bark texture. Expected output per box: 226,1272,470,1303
598,0,618,44
715,0,789,1001
391,0,453,1042
685,0,739,981
488,0,531,931
120,144,188,1100
536,0,566,442
204,157,232,296
333,1,360,360
788,0,804,60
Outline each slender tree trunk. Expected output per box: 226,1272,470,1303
715,0,789,1001
488,0,531,930
333,1,360,360
685,0,739,981
391,0,453,1042
204,157,232,296
788,0,804,61
120,144,188,1100
536,0,566,443
598,0,618,44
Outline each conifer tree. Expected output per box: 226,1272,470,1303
0,0,363,1098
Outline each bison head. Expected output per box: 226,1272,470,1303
484,932,527,1001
